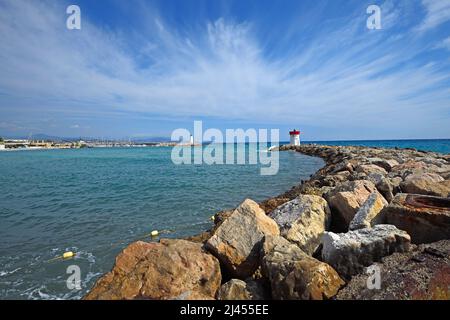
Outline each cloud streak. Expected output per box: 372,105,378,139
0,0,449,139
418,0,450,31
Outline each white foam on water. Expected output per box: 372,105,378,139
0,268,21,277
23,285,61,300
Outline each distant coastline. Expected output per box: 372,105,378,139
1,138,449,154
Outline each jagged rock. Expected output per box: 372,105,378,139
390,161,431,179
259,197,290,213
217,279,268,300
269,194,331,255
84,239,221,300
367,173,394,202
329,171,352,184
377,178,394,202
337,240,450,300
261,235,344,300
355,164,388,176
205,199,280,278
331,161,354,174
325,180,379,229
390,176,403,194
349,192,388,230
367,158,399,172
321,225,411,280
385,193,450,244
400,173,450,197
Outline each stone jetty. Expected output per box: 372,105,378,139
85,144,450,300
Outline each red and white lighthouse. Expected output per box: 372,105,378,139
289,129,301,146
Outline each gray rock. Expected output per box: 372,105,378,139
349,192,388,230
269,194,331,255
321,225,411,280
367,173,394,202
261,235,344,300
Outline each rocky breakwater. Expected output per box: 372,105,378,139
85,144,450,300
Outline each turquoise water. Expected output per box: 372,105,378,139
0,144,323,299
304,139,450,154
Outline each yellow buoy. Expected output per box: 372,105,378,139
150,230,159,237
210,215,215,221
63,251,75,259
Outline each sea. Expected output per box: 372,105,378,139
0,139,448,300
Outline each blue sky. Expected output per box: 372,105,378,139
0,0,449,141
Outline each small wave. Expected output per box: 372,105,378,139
23,285,61,300
0,268,21,277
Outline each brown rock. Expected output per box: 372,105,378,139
84,239,221,300
326,180,379,229
259,197,290,213
385,193,450,244
331,161,354,174
261,235,344,300
217,279,268,300
400,173,449,197
205,199,280,278
368,158,399,172
392,160,428,174
356,164,388,176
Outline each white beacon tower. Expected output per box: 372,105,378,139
289,129,301,146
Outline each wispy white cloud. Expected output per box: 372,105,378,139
0,0,449,139
438,36,450,50
417,0,450,31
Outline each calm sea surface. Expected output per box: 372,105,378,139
0,144,323,299
0,139,448,300
307,139,450,154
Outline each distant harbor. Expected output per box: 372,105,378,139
0,137,180,151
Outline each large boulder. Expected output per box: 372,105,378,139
217,279,268,300
367,158,399,172
355,164,388,176
84,239,221,300
337,240,450,300
321,225,411,280
269,194,331,255
366,173,394,202
349,192,388,230
325,180,380,230
400,173,450,197
385,193,450,244
261,235,344,300
205,199,280,278
390,161,438,180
